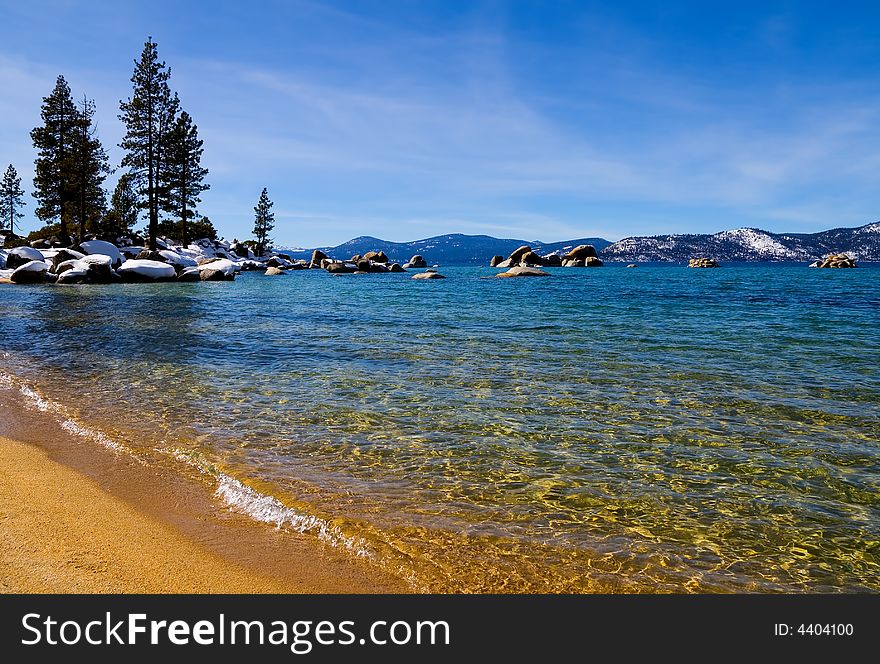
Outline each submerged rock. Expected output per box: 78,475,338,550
412,271,446,279
496,266,550,278
626,264,637,268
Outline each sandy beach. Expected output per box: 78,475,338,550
0,393,407,594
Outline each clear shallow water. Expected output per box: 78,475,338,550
1,264,878,592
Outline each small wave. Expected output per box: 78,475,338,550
59,418,124,452
214,475,371,557
11,379,126,453
159,445,372,558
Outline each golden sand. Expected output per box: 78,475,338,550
0,435,405,593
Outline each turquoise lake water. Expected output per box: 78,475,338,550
1,264,878,592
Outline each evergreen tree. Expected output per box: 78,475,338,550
119,38,179,250
163,110,209,245
70,95,110,241
31,75,78,241
252,187,274,256
189,215,218,241
0,164,26,233
97,173,139,240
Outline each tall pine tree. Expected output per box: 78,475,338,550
0,165,26,233
252,187,275,256
71,95,110,242
119,38,179,250
31,75,78,242
163,110,209,245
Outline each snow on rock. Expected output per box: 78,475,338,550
56,266,90,283
79,254,113,267
158,249,198,268
10,260,50,284
9,246,45,262
117,259,177,281
78,240,123,267
197,258,238,276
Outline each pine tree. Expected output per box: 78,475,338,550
252,187,275,256
98,173,139,240
119,38,179,250
70,95,110,241
31,75,78,242
0,165,26,233
163,109,209,246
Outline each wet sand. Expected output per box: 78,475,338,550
0,391,408,594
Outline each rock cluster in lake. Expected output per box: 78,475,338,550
315,249,433,276
0,236,283,285
688,258,720,268
810,253,858,268
489,244,602,269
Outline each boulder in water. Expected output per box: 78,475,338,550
265,266,285,275
489,255,504,267
815,253,857,268
496,266,550,278
411,271,446,279
688,258,720,268
117,259,178,281
403,255,427,268
10,260,51,284
563,244,598,260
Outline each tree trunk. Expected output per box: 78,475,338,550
147,86,156,251
58,106,68,242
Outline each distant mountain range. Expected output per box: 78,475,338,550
602,223,880,262
276,223,880,265
278,233,612,265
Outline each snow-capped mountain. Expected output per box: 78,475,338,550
603,223,880,262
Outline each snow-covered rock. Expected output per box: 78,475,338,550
158,250,198,268
9,246,45,262
78,240,124,267
197,258,237,281
79,254,114,268
117,259,176,281
10,260,50,284
56,266,90,284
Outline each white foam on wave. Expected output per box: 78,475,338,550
213,474,371,557
158,444,371,557
11,377,125,453
5,370,375,564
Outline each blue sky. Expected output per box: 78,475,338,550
1,1,879,247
